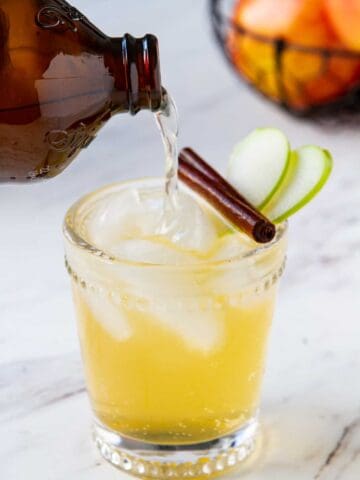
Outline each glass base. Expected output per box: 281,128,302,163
94,419,259,478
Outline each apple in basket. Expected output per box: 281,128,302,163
228,0,360,110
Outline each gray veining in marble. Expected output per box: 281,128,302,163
1,1,360,479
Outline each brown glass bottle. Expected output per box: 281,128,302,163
0,0,163,182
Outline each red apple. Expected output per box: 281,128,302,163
229,0,360,109
234,0,336,46
324,0,360,50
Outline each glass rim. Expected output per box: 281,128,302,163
63,177,288,270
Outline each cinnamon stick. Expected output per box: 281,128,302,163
178,148,275,244
180,147,253,207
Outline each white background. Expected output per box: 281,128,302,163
1,1,359,479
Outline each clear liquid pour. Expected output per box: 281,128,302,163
155,91,179,232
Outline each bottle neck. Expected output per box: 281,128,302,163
110,34,163,115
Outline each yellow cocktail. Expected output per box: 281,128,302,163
64,179,287,477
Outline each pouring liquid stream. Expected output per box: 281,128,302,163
155,92,180,234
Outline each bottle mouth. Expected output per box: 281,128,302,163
122,34,163,114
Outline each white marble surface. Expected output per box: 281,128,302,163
1,1,360,479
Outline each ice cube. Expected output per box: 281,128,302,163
152,305,225,353
206,233,257,295
81,288,132,341
160,192,219,253
209,233,255,262
86,187,164,250
77,183,232,350
86,185,221,258
108,237,200,265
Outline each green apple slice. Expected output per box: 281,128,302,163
264,145,333,223
227,127,291,209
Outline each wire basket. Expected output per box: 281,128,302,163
210,0,360,119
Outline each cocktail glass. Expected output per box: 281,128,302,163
63,178,287,478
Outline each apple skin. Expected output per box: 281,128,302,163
263,146,333,223
228,0,360,110
324,0,360,50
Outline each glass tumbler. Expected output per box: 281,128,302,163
63,179,287,478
